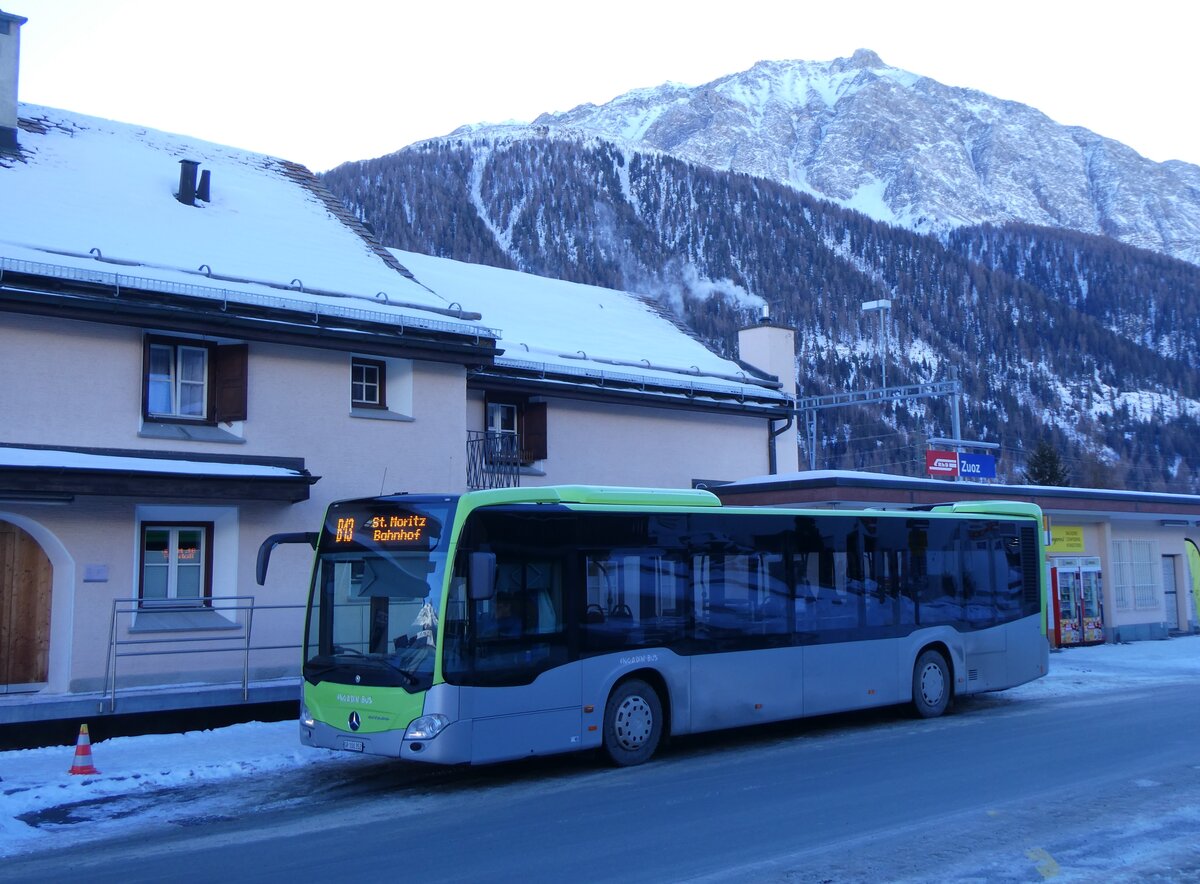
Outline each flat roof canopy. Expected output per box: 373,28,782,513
0,446,318,503
717,470,1200,523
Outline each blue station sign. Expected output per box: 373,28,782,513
958,453,997,479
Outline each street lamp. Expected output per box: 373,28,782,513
861,299,891,390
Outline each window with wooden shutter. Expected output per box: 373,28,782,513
521,401,548,462
143,336,247,425
144,336,212,422
213,344,248,423
484,396,549,466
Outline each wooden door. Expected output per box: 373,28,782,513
0,521,52,690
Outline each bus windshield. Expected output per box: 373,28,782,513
303,496,457,693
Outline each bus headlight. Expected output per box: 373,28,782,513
300,705,315,728
404,714,449,740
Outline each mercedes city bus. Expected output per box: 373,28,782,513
258,485,1048,766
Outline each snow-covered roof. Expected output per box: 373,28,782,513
392,249,788,406
0,446,306,479
1,104,783,407
0,105,493,338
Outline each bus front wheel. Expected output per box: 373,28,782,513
912,650,951,718
602,679,663,766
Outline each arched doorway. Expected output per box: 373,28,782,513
0,520,53,692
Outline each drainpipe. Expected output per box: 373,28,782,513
768,413,794,475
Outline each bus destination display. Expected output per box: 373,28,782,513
330,510,439,549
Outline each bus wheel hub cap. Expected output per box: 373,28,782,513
615,696,653,750
921,665,945,705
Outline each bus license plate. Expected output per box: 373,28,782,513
342,739,364,752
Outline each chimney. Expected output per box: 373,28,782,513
177,159,200,206
739,309,796,400
0,8,27,153
196,168,211,202
738,313,799,473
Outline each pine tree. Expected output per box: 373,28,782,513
1024,438,1071,486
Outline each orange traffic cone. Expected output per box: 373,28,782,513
68,723,99,775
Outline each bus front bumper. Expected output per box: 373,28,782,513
300,716,472,764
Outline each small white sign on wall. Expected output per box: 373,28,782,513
83,564,109,583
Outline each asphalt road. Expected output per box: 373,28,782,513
3,683,1199,883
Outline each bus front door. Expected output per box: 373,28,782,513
458,557,581,764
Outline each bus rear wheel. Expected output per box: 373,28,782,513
602,679,663,766
912,649,951,718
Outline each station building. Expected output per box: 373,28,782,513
716,471,1200,644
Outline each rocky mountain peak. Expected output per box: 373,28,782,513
838,48,886,71
442,53,1200,266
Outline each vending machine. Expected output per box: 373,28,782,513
1053,557,1104,646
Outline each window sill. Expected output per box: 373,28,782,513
130,608,239,632
350,407,414,422
140,423,245,444
483,465,546,477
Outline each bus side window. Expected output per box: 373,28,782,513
963,523,997,627
708,554,754,637
793,553,820,632
691,552,711,640
862,548,893,628
918,521,963,625
760,553,790,635
814,550,858,632
1000,532,1025,621
582,552,654,653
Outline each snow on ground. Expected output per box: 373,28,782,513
0,636,1197,858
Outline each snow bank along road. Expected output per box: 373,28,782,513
0,636,1197,880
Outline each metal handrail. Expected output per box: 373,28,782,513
101,596,304,712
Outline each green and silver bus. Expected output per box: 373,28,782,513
259,485,1048,766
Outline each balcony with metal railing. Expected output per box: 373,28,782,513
466,430,521,490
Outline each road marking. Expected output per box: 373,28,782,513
1026,848,1060,879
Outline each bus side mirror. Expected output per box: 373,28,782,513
256,532,318,585
468,552,496,601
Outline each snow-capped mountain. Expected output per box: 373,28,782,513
320,53,1200,491
450,49,1200,266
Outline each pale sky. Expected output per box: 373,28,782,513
8,0,1199,172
